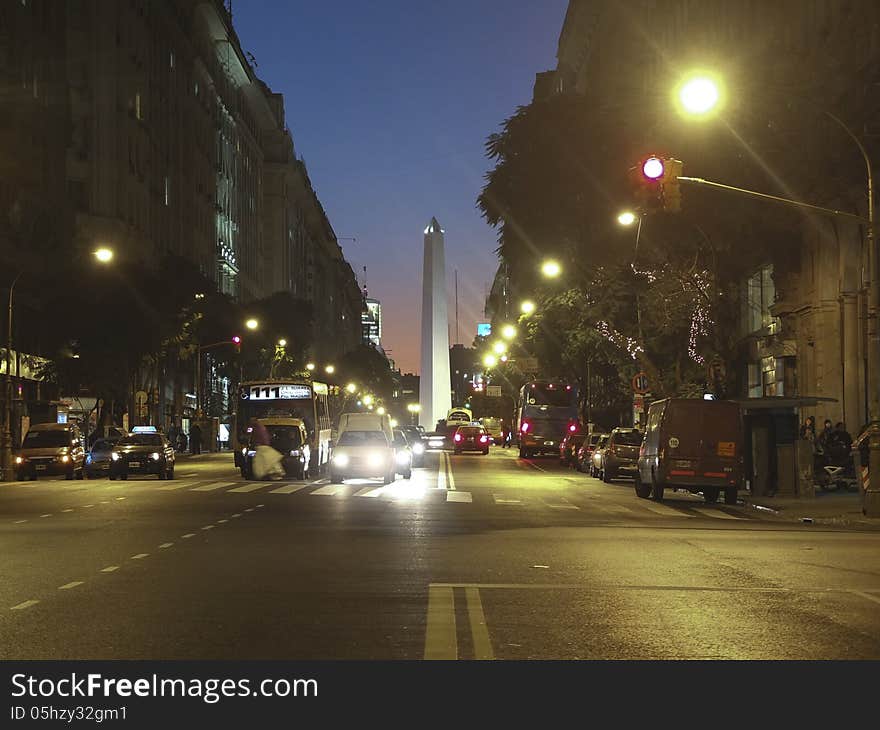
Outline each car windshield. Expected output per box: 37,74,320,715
91,439,112,452
589,433,603,445
118,434,163,447
23,431,73,448
338,431,389,447
264,426,303,451
614,431,643,446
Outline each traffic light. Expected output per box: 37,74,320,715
232,335,241,352
661,158,683,212
628,156,683,213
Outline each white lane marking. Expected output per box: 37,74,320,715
465,587,494,660
523,459,548,472
181,533,195,539
61,508,74,513
691,507,742,520
594,503,631,515
437,455,447,491
544,496,580,510
353,486,382,497
179,473,198,478
424,585,457,660
256,504,265,508
11,600,39,610
100,500,110,504
14,519,27,524
193,481,238,491
851,591,880,605
230,513,242,518
493,494,522,505
100,566,119,573
158,482,193,491
636,500,694,517
40,514,52,518
200,525,214,531
217,519,229,524
310,484,348,496
131,553,149,560
82,504,94,508
227,482,271,493
446,491,472,503
269,483,310,494
116,496,125,500
58,581,84,590
445,452,456,491
158,542,174,549
244,508,255,513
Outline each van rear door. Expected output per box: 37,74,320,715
663,400,740,479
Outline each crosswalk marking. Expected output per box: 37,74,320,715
157,481,194,491
311,484,348,496
353,487,384,498
594,503,631,515
269,483,310,494
544,496,580,510
635,500,694,517
691,507,741,520
446,491,472,503
227,482,272,493
192,481,239,491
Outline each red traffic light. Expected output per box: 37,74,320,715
642,156,665,180
231,335,241,344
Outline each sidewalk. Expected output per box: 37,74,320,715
741,489,880,529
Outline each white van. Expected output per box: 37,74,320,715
336,412,393,444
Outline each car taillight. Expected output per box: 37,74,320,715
479,435,488,443
454,434,462,442
569,424,577,433
521,422,530,433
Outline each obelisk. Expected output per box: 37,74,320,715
419,217,452,431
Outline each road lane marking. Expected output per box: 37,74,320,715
11,600,39,610
61,508,74,513
131,553,149,560
424,585,457,660
227,482,270,493
635,501,694,517
100,566,119,573
217,519,229,524
201,525,214,531
493,494,522,505
594,503,631,515
179,473,198,478
353,486,382,497
851,591,880,606
181,533,195,539
445,452,456,491
230,513,242,518
544,497,580,510
83,504,94,508
115,496,125,500
465,588,494,660
691,507,741,520
158,482,193,491
193,481,238,491
158,542,174,549
14,519,27,524
58,581,84,590
310,484,348,496
446,491,472,503
40,514,52,518
269,483,310,494
437,457,447,491
244,508,254,513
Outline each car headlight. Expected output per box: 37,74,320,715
367,451,385,467
241,447,247,456
151,452,161,461
333,453,349,467
412,443,425,455
60,454,70,463
15,456,23,464
396,451,411,465
111,452,120,461
290,449,301,457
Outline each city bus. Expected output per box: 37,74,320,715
233,380,332,475
515,380,579,458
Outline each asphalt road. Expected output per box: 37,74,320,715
1,447,879,659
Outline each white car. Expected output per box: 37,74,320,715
329,430,396,484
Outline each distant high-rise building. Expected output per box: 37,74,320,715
362,298,382,349
419,217,452,430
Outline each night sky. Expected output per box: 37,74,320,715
232,1,569,374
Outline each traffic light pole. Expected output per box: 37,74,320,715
678,168,880,516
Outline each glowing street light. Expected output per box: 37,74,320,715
617,211,638,226
363,394,374,406
483,353,498,368
306,362,315,371
377,406,386,416
346,383,357,394
407,403,421,413
325,364,335,375
541,259,562,278
677,74,722,117
520,300,536,315
245,318,259,330
93,247,114,263
492,341,507,355
277,338,287,347
501,324,516,340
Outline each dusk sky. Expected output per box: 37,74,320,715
233,1,569,374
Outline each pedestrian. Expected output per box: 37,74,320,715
799,415,816,442
190,422,202,455
177,431,188,453
249,418,284,480
816,418,834,456
504,427,512,448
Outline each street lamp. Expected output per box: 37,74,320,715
245,318,259,331
377,406,386,416
483,353,498,368
520,300,536,316
346,383,357,394
324,364,335,375
277,338,287,347
93,247,114,263
617,211,638,226
674,72,723,119
363,394,374,406
541,259,562,278
492,341,507,356
306,362,315,372
501,324,517,340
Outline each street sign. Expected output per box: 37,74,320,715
632,372,649,394
519,356,539,373
487,385,502,397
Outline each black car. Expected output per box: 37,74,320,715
84,438,115,479
109,433,176,480
401,425,426,467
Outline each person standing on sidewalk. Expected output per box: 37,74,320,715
190,422,202,455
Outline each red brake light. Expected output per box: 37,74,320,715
569,424,577,432
521,422,530,433
454,433,462,442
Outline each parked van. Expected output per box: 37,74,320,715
635,398,743,504
336,412,393,445
16,422,86,480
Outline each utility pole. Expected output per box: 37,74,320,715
1,272,23,481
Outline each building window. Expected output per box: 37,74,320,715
135,92,143,120
164,175,170,206
169,50,175,70
746,264,780,334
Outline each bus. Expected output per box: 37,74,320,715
515,380,579,458
233,379,332,474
